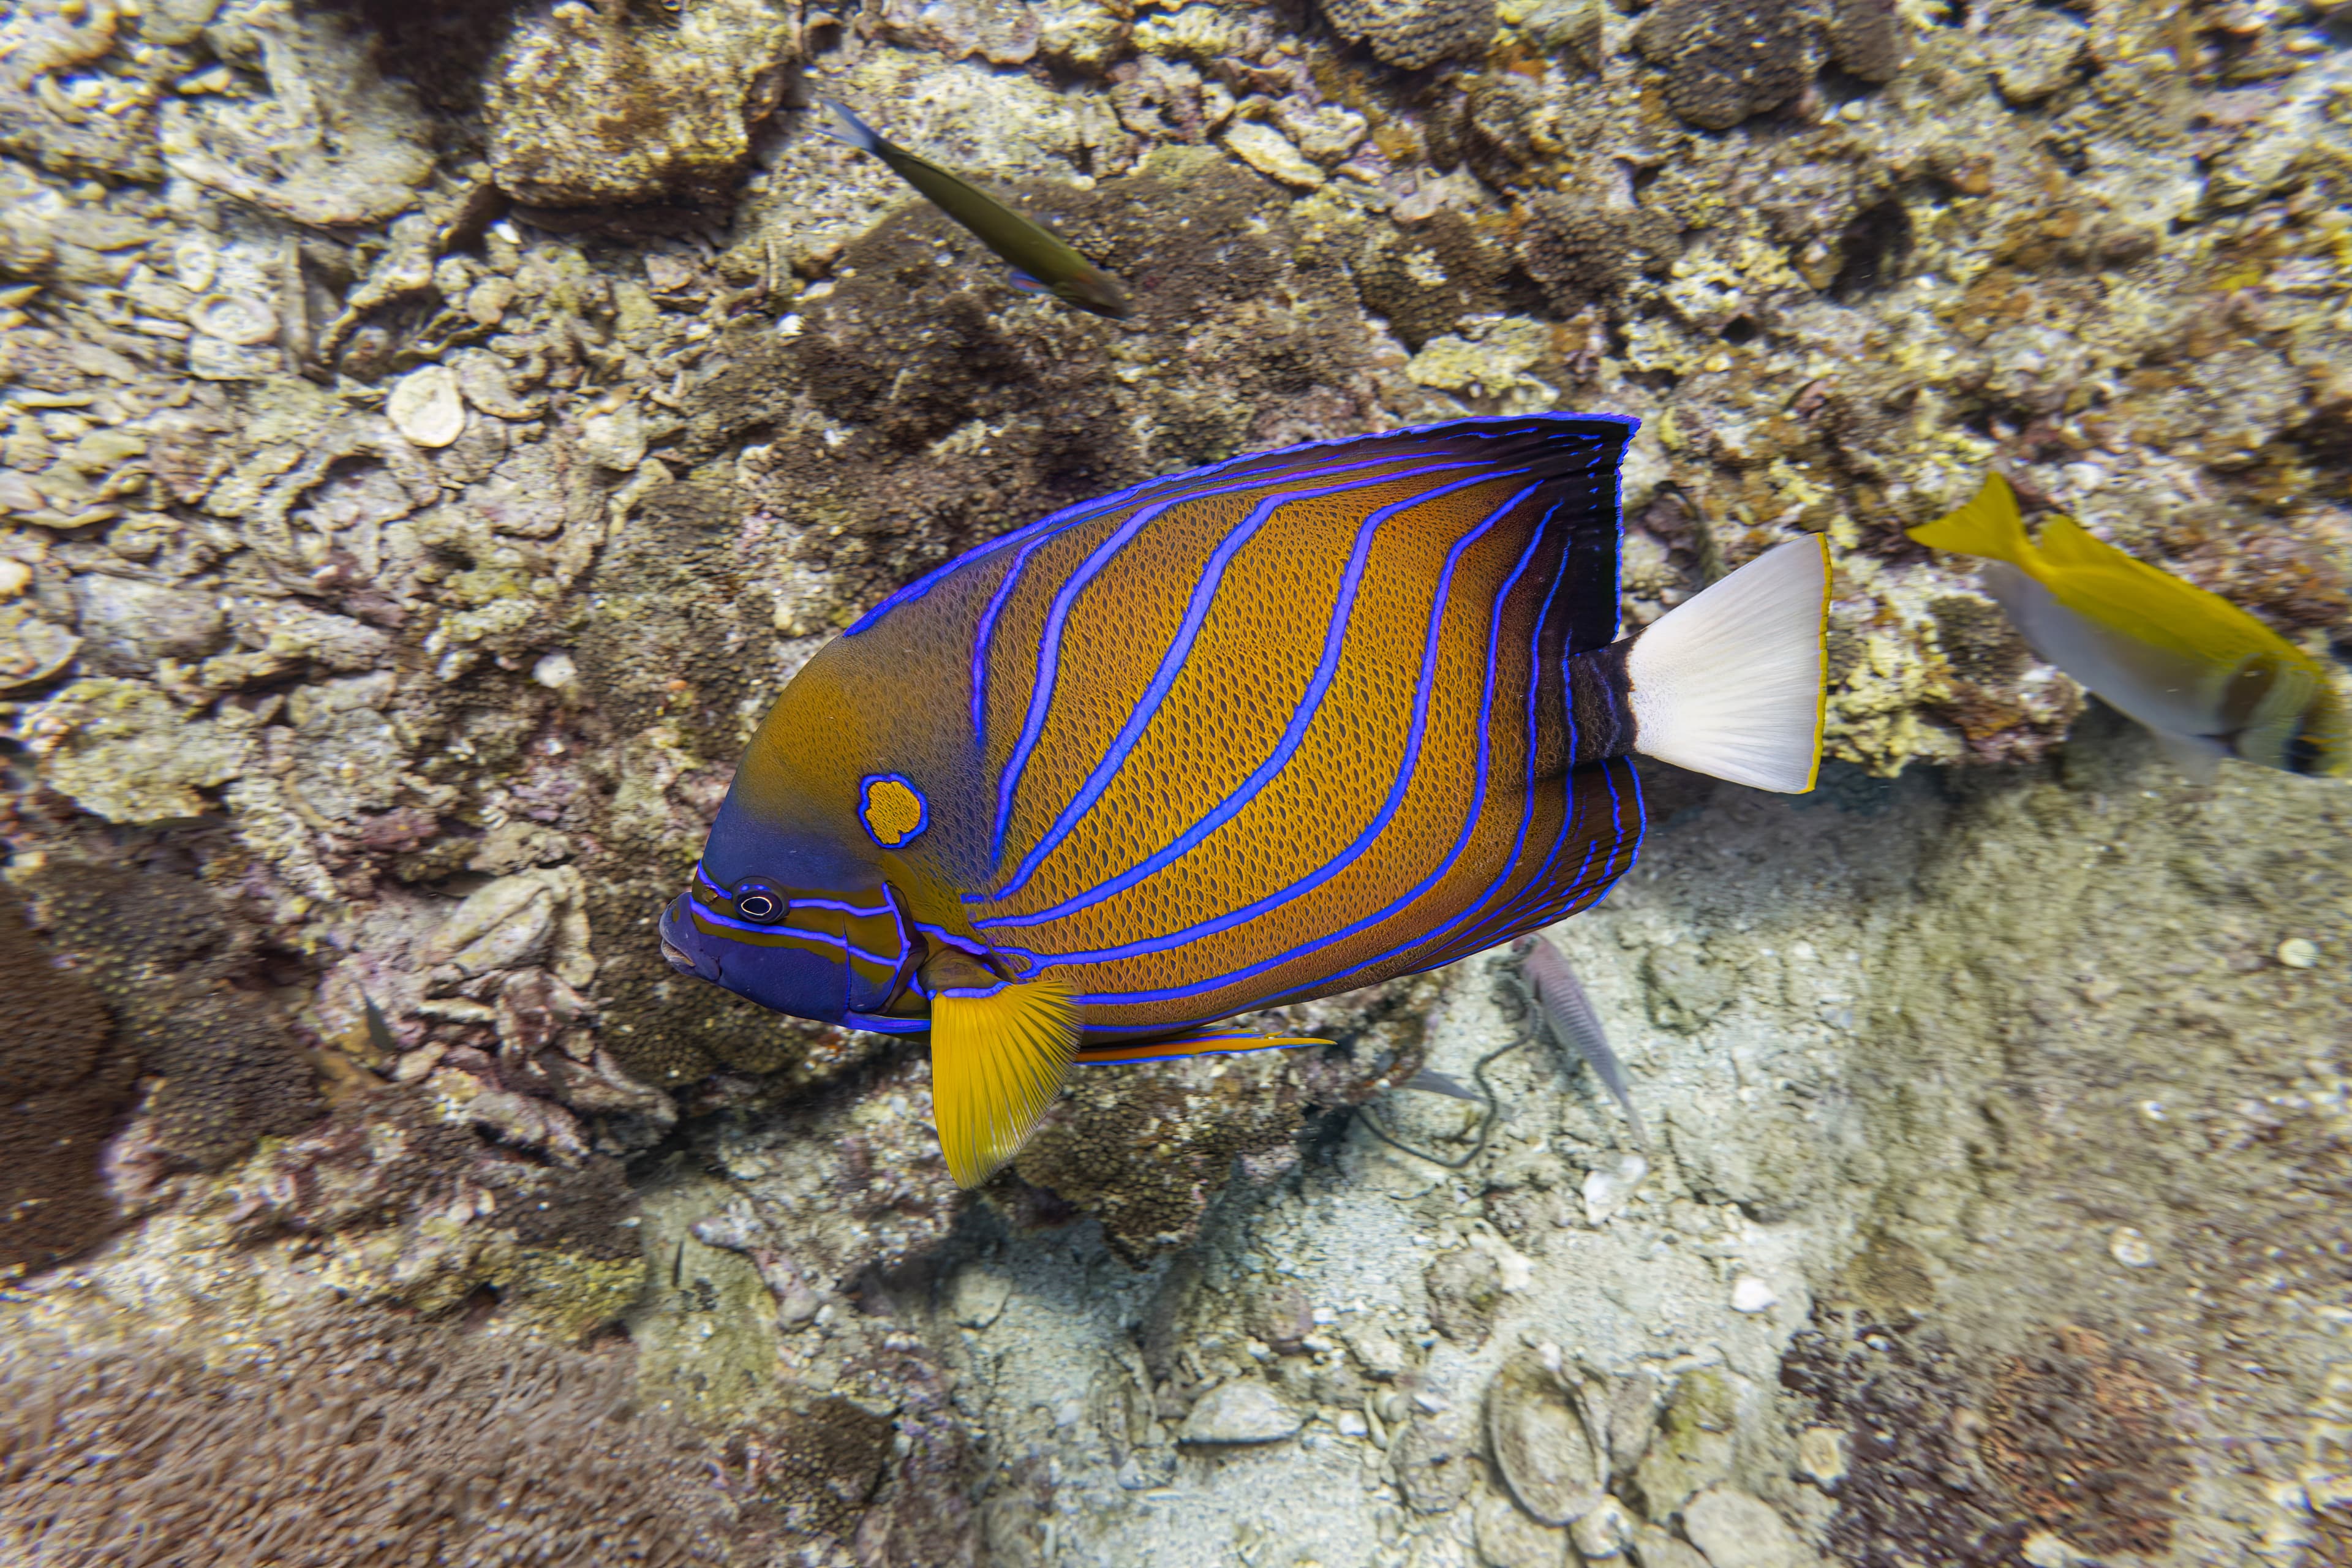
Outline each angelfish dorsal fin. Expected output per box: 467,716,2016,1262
926,959,1079,1188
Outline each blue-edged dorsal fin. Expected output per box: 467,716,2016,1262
1072,1027,1333,1067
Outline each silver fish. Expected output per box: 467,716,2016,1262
1513,934,1650,1153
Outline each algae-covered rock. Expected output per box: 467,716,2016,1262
23,678,247,823
157,1,435,224
1487,1349,1606,1525
1630,1369,1738,1521
484,0,794,208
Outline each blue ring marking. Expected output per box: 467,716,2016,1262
1238,755,1638,1018
690,864,898,919
988,493,1189,866
1077,1038,1308,1065
983,458,1494,907
728,876,790,923
912,921,992,959
1392,514,1586,965
969,526,1069,748
1397,503,1570,962
1437,599,1599,956
1449,752,1604,960
859,772,930,849
1039,481,1541,992
971,465,1542,932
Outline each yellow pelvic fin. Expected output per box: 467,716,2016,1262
1905,473,2034,567
929,974,1079,1188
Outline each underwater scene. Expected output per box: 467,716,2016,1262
2,0,2349,1562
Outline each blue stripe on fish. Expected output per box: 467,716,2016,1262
995,477,1540,973
976,450,1494,852
971,464,1542,928
986,457,1494,905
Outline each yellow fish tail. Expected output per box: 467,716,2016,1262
931,974,1079,1188
1907,474,2036,567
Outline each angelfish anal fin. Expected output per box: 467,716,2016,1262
926,959,1079,1188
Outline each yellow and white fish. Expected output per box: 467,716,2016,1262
1910,475,2346,778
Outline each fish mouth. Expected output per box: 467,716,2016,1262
657,896,704,978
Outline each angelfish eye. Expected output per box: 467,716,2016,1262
730,879,787,924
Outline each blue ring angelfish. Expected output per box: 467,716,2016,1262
859,774,929,849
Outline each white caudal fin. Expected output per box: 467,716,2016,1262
1624,536,1830,793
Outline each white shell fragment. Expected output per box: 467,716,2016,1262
1223,121,1325,189
172,233,219,293
1487,1350,1605,1526
577,401,647,471
1569,1495,1637,1559
2108,1226,2156,1268
387,364,467,449
1681,1488,1802,1568
2277,937,2319,968
1796,1425,1848,1485
1730,1276,1779,1313
188,292,277,345
1582,1152,1647,1226
1176,1379,1302,1444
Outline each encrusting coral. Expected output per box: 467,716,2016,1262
23,859,322,1173
0,895,137,1277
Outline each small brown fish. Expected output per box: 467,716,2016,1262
817,100,1131,320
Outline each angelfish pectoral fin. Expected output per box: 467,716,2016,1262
929,973,1080,1188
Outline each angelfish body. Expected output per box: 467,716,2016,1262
816,100,1129,319
661,417,1831,1185
1910,475,2346,777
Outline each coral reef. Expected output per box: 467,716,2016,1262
1010,1053,1310,1264
0,0,2348,1558
222,1089,646,1338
